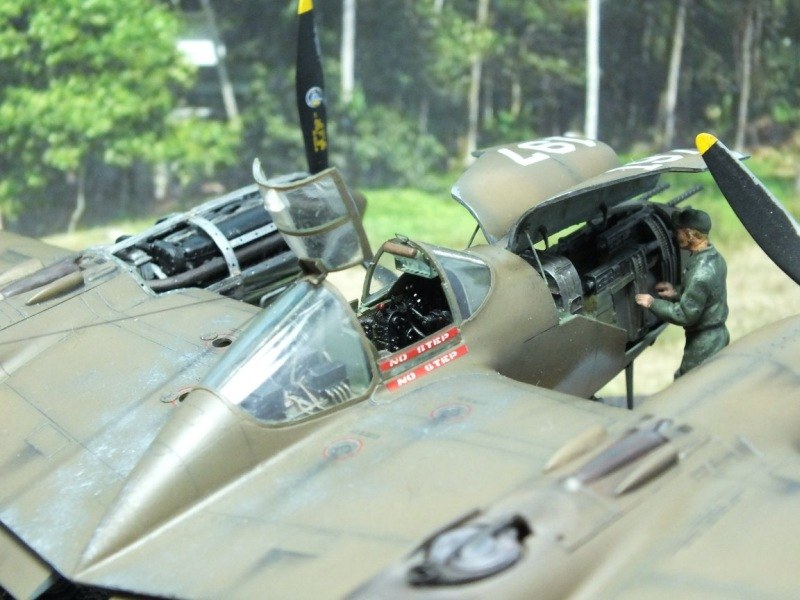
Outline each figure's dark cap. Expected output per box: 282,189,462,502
672,207,711,233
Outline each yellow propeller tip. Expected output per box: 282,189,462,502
696,132,718,154
298,0,313,14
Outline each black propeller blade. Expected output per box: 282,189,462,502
296,0,329,174
697,132,800,285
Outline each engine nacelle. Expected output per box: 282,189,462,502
110,185,301,306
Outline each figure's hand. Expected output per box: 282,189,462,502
635,293,654,308
655,281,677,299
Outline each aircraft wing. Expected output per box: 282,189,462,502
597,315,800,598
557,315,800,599
0,231,74,286
2,369,638,599
37,306,800,600
352,315,800,599
0,268,260,597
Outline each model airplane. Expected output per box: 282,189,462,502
354,133,800,599
2,0,798,597
1,132,796,600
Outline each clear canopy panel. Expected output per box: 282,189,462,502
254,165,370,273
204,281,374,424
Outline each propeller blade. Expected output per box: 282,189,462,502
296,0,329,174
696,132,800,285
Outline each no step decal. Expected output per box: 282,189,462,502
379,326,461,372
385,343,469,391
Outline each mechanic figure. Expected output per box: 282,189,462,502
635,207,729,378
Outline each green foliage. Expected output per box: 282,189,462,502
334,96,447,189
241,61,308,176
4,0,800,233
0,0,240,226
156,116,242,185
755,1,800,135
360,187,477,251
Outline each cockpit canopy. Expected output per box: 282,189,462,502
204,281,374,425
253,164,371,273
202,239,492,424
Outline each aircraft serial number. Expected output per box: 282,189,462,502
609,149,698,172
497,136,597,166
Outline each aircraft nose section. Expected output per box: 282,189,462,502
80,389,256,568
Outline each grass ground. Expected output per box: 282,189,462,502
42,155,800,399
41,187,479,252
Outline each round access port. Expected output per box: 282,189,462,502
211,336,233,348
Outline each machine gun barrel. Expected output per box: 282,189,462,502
666,184,703,207
636,182,670,203
597,205,657,253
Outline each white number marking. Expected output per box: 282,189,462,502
497,136,597,167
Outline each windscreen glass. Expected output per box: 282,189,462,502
258,168,369,272
366,250,402,299
204,281,374,424
430,248,491,319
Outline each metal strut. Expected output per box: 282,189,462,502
188,216,242,278
625,362,635,410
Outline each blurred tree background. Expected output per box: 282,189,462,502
0,0,798,234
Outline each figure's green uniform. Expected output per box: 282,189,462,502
649,246,729,377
